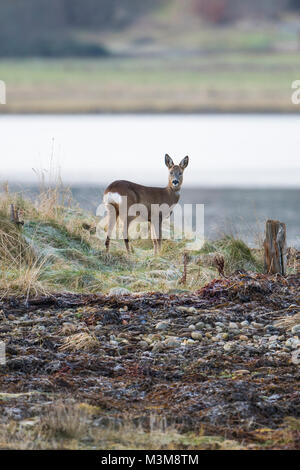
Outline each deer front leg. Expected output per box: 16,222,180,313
122,216,135,254
105,205,118,253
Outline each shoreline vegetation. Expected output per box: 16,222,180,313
1,53,300,114
0,182,300,449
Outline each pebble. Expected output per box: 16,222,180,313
251,322,264,329
239,335,248,341
164,337,181,349
109,287,130,296
223,342,236,352
234,369,250,376
291,350,300,365
188,324,196,331
241,321,249,327
155,321,169,330
191,331,202,340
195,322,205,329
285,337,300,349
177,306,197,314
229,322,239,330
291,325,300,336
152,341,165,352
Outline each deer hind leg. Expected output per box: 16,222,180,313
151,222,159,256
105,204,119,253
120,215,136,254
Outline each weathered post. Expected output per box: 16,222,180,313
264,220,287,275
10,204,24,227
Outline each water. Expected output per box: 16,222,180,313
0,114,299,247
0,114,300,186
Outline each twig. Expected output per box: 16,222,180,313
179,251,188,285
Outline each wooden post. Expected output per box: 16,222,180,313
179,251,188,285
10,204,24,227
264,220,287,275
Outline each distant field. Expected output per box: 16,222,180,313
0,53,299,113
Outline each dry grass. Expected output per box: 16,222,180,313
275,312,300,330
59,331,100,352
2,400,299,449
1,177,295,298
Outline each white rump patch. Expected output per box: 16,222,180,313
103,192,122,205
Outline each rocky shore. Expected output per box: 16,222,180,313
0,272,299,449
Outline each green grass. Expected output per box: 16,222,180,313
0,184,269,297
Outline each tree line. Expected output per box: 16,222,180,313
0,0,298,56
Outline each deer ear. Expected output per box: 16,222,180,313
165,154,174,169
179,156,189,170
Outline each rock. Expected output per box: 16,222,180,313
229,322,239,330
195,322,205,329
191,331,202,340
188,324,196,331
285,337,300,349
241,321,249,327
291,325,300,336
239,335,248,341
234,369,250,376
251,322,264,329
155,321,170,330
177,306,197,314
138,341,149,350
223,342,236,352
291,349,300,365
222,333,229,340
109,287,130,296
152,341,165,352
205,332,212,339
268,342,279,350
164,337,181,349
269,335,279,342
183,339,196,346
94,325,102,334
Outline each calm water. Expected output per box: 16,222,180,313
1,114,299,247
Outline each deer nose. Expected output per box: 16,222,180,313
172,179,179,186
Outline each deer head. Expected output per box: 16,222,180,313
165,154,189,190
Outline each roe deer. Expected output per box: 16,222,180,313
103,154,189,254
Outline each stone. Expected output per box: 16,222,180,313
234,370,250,376
291,349,300,365
285,337,300,349
188,324,196,331
152,341,165,352
223,342,236,352
239,335,248,341
251,322,264,329
177,306,197,314
155,321,169,330
191,331,202,340
229,322,239,330
291,325,300,335
109,287,130,296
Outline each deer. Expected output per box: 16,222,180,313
103,154,189,254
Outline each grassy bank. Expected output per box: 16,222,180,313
0,183,268,298
1,185,300,450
